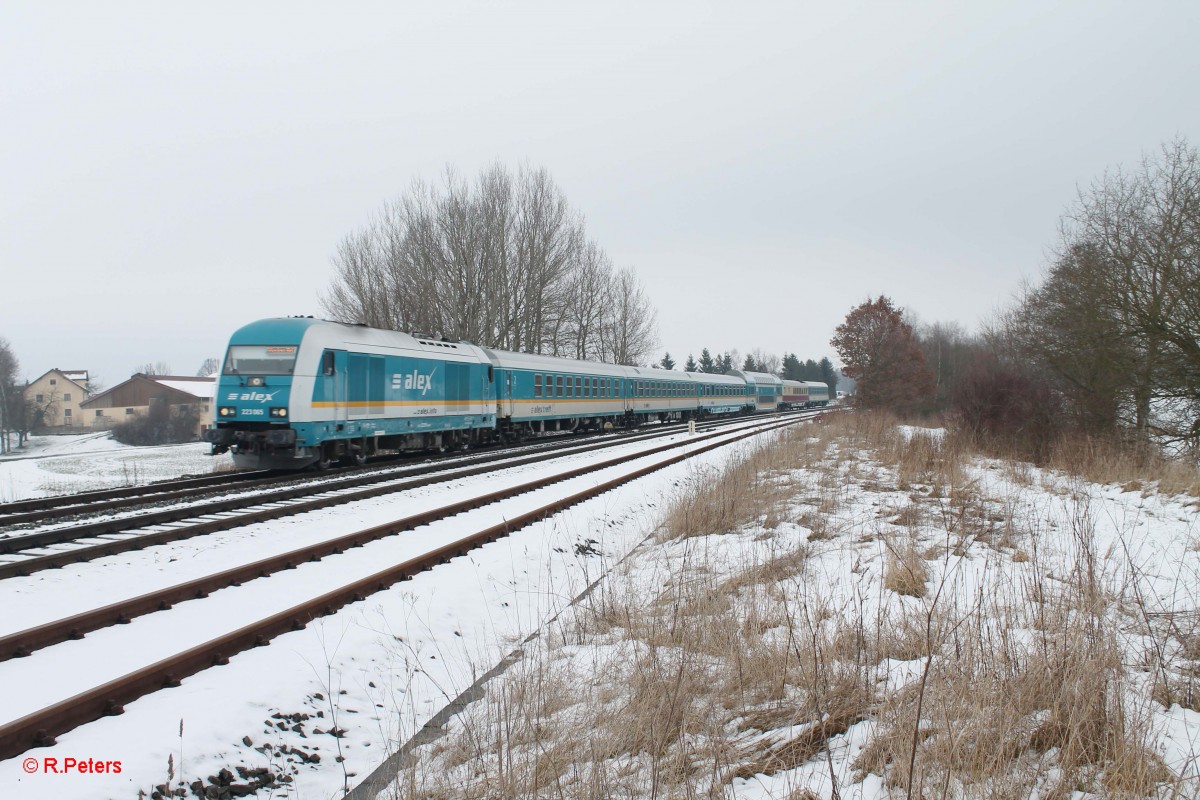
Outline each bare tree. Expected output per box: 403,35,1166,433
599,267,659,366
321,163,657,363
558,240,613,360
0,339,18,453
749,349,781,375
914,320,985,411
135,362,172,376
1003,138,1200,444
196,358,221,377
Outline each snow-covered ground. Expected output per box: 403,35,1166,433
375,423,1200,800
6,420,1199,800
0,423,776,799
0,432,227,503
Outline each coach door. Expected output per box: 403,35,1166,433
492,368,512,418
320,350,348,425
483,364,498,417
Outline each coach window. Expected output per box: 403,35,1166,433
534,374,542,398
575,376,582,396
556,375,564,397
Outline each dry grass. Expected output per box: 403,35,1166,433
1050,434,1200,496
387,412,1194,799
883,538,928,598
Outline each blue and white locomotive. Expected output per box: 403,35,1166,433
207,318,768,469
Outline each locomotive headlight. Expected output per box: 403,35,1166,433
270,407,288,418
218,406,236,417
248,376,265,387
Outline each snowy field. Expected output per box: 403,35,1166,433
1,424,772,799
377,420,1200,800
0,432,228,503
6,419,1200,800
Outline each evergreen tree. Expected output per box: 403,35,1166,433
659,352,676,370
819,356,838,395
718,352,734,373
684,354,697,372
781,353,803,381
698,348,716,373
742,355,758,372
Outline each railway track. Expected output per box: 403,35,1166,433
0,415,735,528
0,413,812,760
0,413,814,578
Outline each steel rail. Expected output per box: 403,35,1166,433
0,409,801,524
0,417,799,660
0,414,805,578
0,469,269,519
0,416,803,760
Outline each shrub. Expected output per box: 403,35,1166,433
111,407,201,446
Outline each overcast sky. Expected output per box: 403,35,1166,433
3,2,1198,387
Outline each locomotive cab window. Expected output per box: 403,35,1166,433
321,350,336,376
224,345,299,375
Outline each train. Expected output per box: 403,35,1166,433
205,318,830,469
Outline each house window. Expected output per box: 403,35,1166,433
63,408,71,418
125,408,134,415
50,378,57,385
36,394,43,402
95,410,103,417
64,392,71,401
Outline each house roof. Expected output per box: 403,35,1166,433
26,368,90,393
149,376,216,400
80,374,216,408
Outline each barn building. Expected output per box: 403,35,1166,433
80,374,215,439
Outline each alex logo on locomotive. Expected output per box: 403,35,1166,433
390,370,436,396
225,391,281,403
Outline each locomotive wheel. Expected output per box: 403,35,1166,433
316,444,335,470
